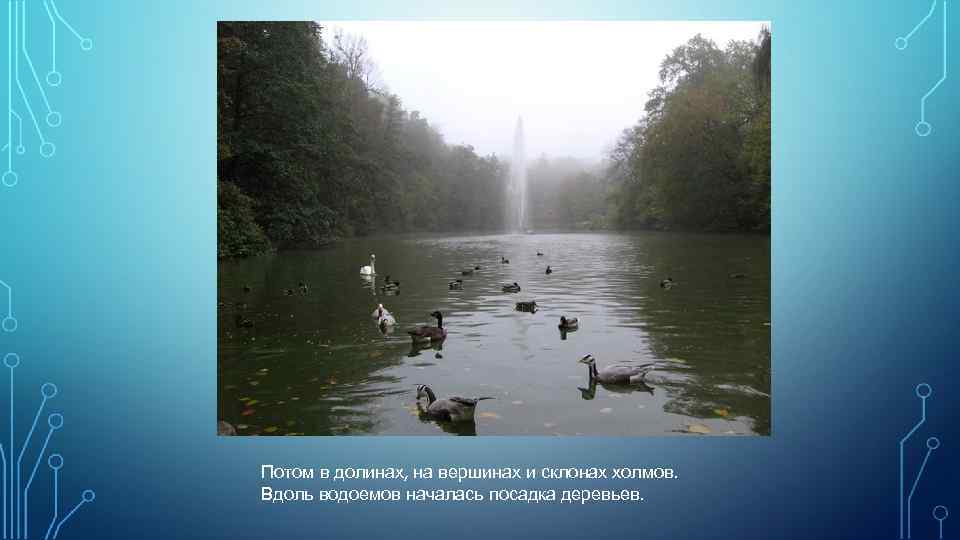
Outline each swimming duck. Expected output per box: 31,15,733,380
578,354,654,385
416,384,494,423
559,316,579,330
298,281,310,295
461,269,475,276
515,300,538,313
474,265,481,270
407,311,447,343
360,254,376,275
234,314,254,328
284,288,295,296
660,277,674,289
536,251,544,256
502,282,521,293
545,266,553,275
449,279,464,290
500,256,510,264
381,275,400,292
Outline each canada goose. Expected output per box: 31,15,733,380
660,277,674,289
578,354,654,385
559,316,579,330
502,282,521,293
360,254,376,275
545,266,553,275
234,314,254,328
407,311,447,343
298,281,310,295
500,256,510,264
449,279,464,290
416,384,494,423
515,300,538,313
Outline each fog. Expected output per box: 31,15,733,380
324,21,767,160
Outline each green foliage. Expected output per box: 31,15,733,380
607,30,771,232
217,180,272,258
217,22,507,257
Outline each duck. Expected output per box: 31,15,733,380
500,256,510,264
234,314,254,328
461,268,475,276
545,266,553,275
407,311,447,343
536,251,544,256
360,254,376,275
474,265,481,270
298,281,310,295
515,300,538,313
660,277,674,289
416,384,494,423
449,279,464,290
381,275,400,292
502,282,521,293
578,354,654,385
558,316,579,330
242,285,252,293
284,288,295,296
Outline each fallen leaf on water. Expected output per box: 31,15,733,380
248,381,260,386
246,399,259,406
236,424,249,430
263,426,279,433
477,412,500,420
685,423,712,434
290,397,300,401
714,408,729,417
241,408,256,416
238,397,251,402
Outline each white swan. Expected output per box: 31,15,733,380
372,304,396,327
360,254,376,275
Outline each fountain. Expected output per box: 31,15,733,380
507,116,527,232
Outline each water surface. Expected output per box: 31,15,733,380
218,232,770,436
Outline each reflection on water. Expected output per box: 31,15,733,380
218,232,770,436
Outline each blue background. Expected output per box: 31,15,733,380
0,0,957,538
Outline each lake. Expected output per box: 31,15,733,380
217,232,770,436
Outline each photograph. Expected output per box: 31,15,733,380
216,20,771,436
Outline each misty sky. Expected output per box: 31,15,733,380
324,21,767,161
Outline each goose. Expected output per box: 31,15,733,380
500,256,510,264
474,265,482,270
558,316,579,330
360,254,376,275
234,314,254,328
660,277,674,289
578,354,654,385
461,268,475,276
515,300,538,312
502,282,521,293
536,251,544,256
416,384,494,423
545,266,553,275
449,279,464,290
407,311,447,343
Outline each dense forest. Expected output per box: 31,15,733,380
217,23,770,258
606,31,771,231
217,22,507,257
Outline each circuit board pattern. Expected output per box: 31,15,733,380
895,0,948,136
2,0,91,188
